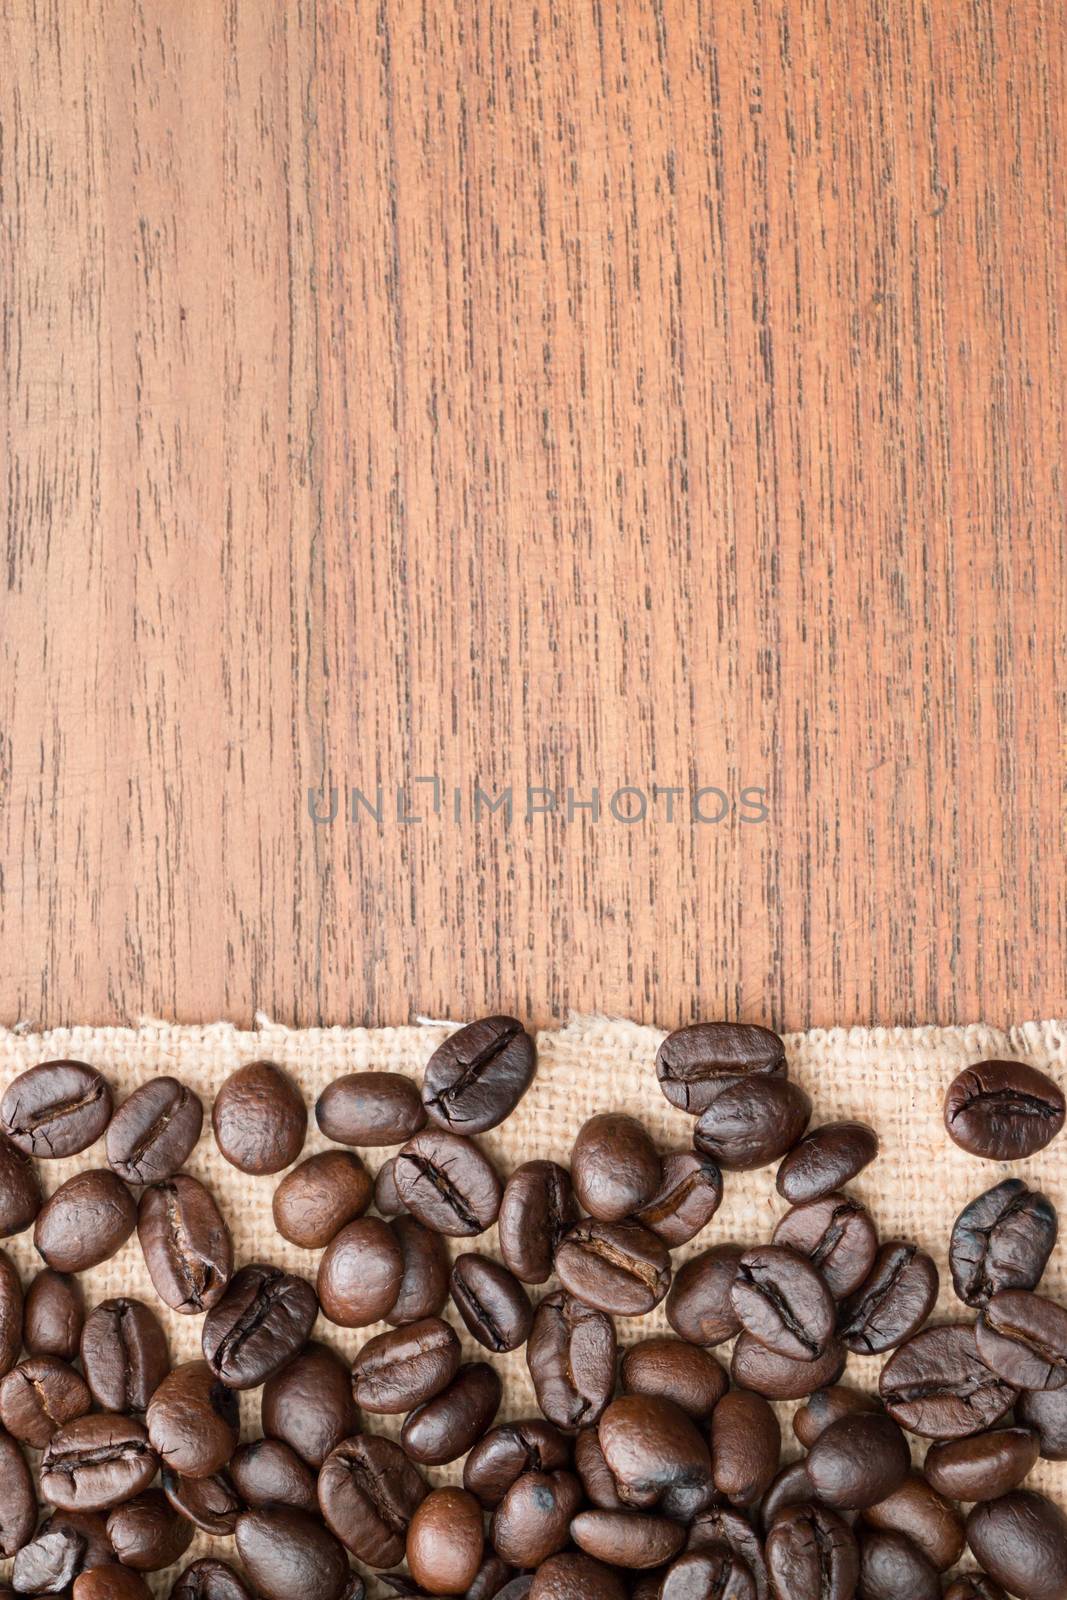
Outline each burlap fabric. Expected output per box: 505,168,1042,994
2,1014,1066,1595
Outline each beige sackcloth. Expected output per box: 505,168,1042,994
2,1014,1067,1596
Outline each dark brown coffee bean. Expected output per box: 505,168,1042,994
659,1548,756,1600
805,1413,910,1509
765,1503,859,1600
170,1559,254,1600
318,1433,428,1566
316,1072,427,1147
530,1552,627,1599
731,1332,846,1400
80,1298,169,1414
12,1509,113,1593
976,1289,1067,1390
1,1061,112,1158
862,1474,965,1571
1018,1387,1067,1458
694,1076,812,1171
106,1488,193,1570
146,1361,238,1478
35,1169,136,1273
73,1565,152,1600
212,1060,306,1174
406,1487,484,1595
526,1291,616,1433
0,1249,21,1379
0,1353,91,1445
950,1179,1058,1308
858,1527,939,1600
422,1016,536,1135
620,1337,728,1420
105,1078,202,1185
234,1507,351,1600
758,1459,813,1532
161,1469,240,1536
570,1114,661,1221
230,1438,317,1513
401,1360,502,1465
22,1271,84,1365
967,1491,1067,1600
261,1340,359,1466
633,1150,723,1247
272,1150,372,1248
569,1508,684,1570
879,1324,1016,1439
943,1575,1010,1600
490,1469,582,1567
656,1022,786,1115
374,1157,407,1217
945,1059,1066,1160
555,1219,671,1316
202,1262,318,1387
597,1395,713,1521
730,1244,835,1361
40,1414,158,1512
350,1317,462,1414
686,1507,769,1600
776,1120,879,1204
924,1426,1039,1501
710,1389,780,1507
465,1553,514,1600
450,1253,533,1351
0,1425,35,1555
498,1161,579,1284
464,1420,572,1508
137,1175,233,1314
838,1240,939,1353
574,1426,626,1511
665,1243,744,1347
318,1216,404,1326
0,1133,42,1237
772,1192,878,1298
394,1130,502,1236
792,1384,879,1448
387,1215,450,1326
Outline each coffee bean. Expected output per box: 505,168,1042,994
106,1488,193,1570
950,1179,1058,1308
406,1487,485,1595
529,1552,627,1599
710,1389,781,1507
450,1253,533,1351
374,1157,407,1218
0,1354,91,1446
229,1437,317,1513
655,1022,786,1114
161,1469,240,1536
422,1016,536,1135
137,1175,233,1314
169,1559,254,1600
574,1427,626,1511
464,1420,571,1508
40,1414,158,1512
758,1459,814,1532
317,1216,404,1326
394,1130,502,1236
401,1361,502,1465
945,1058,1066,1160
686,1507,769,1600
350,1318,462,1414
0,1250,21,1379
620,1337,728,1420
967,1491,1067,1600
318,1433,428,1566
13,1509,113,1593
555,1219,671,1316
597,1395,713,1521
805,1413,910,1510
633,1149,723,1247
764,1503,859,1600
570,1114,661,1221
202,1262,317,1386
862,1473,965,1571
857,1527,939,1600
0,1133,42,1237
838,1240,939,1353
792,1384,879,1448
731,1332,847,1400
35,1169,136,1273
146,1361,239,1478
0,1425,35,1555
73,1566,152,1600
772,1192,878,1298
234,1507,351,1600
730,1244,835,1362
943,1576,1010,1600
388,1215,451,1326
776,1119,879,1204
212,1061,306,1175
490,1469,582,1567
665,1243,744,1346
23,1269,84,1362
105,1078,203,1185
976,1289,1067,1390
261,1341,359,1466
498,1161,579,1284
272,1150,372,1248
659,1549,756,1600
879,1323,1016,1439
465,1554,515,1600
527,1291,616,1433
573,1508,685,1571
316,1072,427,1147
1,1061,112,1159
694,1076,812,1171
1018,1387,1067,1459
80,1298,169,1413
924,1426,1039,1502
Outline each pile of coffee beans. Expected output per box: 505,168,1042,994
1,1024,1066,1599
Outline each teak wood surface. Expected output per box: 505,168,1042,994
2,1,1065,1033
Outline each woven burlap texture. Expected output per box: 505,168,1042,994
2,1014,1067,1596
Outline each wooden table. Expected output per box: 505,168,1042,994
2,1,1064,1033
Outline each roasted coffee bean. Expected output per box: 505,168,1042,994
555,1219,671,1316
464,1420,571,1508
137,1175,233,1314
710,1389,781,1507
261,1340,359,1466
35,1169,136,1273
351,1317,462,1414
731,1332,846,1400
387,1215,451,1326
838,1240,938,1354
976,1289,1067,1390
24,1269,84,1360
497,1161,578,1285
792,1384,879,1447
659,1549,756,1600
655,1022,786,1115
316,1072,427,1147
406,1487,485,1595
401,1361,502,1465
758,1459,814,1531
862,1474,965,1571
317,1216,404,1326
374,1157,407,1218
318,1433,428,1566
1,1061,112,1158
665,1243,744,1347
272,1150,372,1248
80,1298,169,1413
105,1078,203,1185
106,1489,193,1570
229,1437,317,1513
212,1061,307,1175
202,1262,317,1387
879,1323,1016,1439
945,1059,1066,1160
161,1469,240,1536
570,1508,684,1570
146,1361,239,1478
688,1503,770,1600
967,1491,1067,1600
772,1192,878,1299
466,1554,514,1600
924,1426,1039,1501
394,1130,502,1236
529,1552,626,1599
730,1245,834,1362
0,1249,21,1379
422,1017,536,1135
574,1426,626,1510
598,1395,713,1521
857,1528,939,1600
620,1337,728,1420
490,1469,582,1567
694,1076,812,1171
765,1503,859,1600
570,1114,661,1221
0,1132,42,1237
170,1559,254,1600
942,1576,1009,1600
73,1566,152,1600
775,1119,879,1204
0,1354,91,1445
234,1507,351,1600
13,1516,103,1594
633,1150,723,1246
0,1425,35,1555
40,1414,158,1512
1018,1386,1067,1458
450,1253,533,1351
526,1291,616,1433
950,1179,1058,1308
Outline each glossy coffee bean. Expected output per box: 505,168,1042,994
730,1245,834,1362
620,1337,727,1420
394,1130,502,1236
0,1353,91,1445
374,1157,407,1218
838,1240,938,1354
857,1528,939,1600
202,1262,317,1386
73,1566,152,1600
162,1469,240,1536
526,1291,616,1433
401,1361,502,1465
0,1250,21,1379
464,1419,571,1507
792,1384,879,1447
966,1491,1067,1600
776,1119,879,1203
212,1061,306,1174
574,1426,626,1510
950,1179,1058,1308
659,1549,756,1600
261,1341,359,1465
693,1076,812,1171
633,1150,723,1246
229,1437,317,1512
450,1253,532,1351
1,1061,112,1158
655,1022,786,1115
0,1425,35,1556
105,1077,203,1184
570,1114,661,1221
272,1150,372,1248
40,1414,158,1512
765,1503,859,1600
879,1324,1016,1439
945,1059,1066,1160
1018,1387,1067,1458
490,1469,582,1567
318,1216,404,1326
406,1488,486,1593
555,1219,671,1316
350,1317,462,1414
80,1298,169,1413
976,1289,1067,1390
497,1161,578,1284
924,1426,1039,1501
23,1268,84,1360
12,1510,111,1593
758,1458,814,1531
571,1508,685,1570
35,1169,136,1273
146,1360,239,1478
0,1133,42,1237
234,1508,351,1600
137,1175,233,1313
942,1576,1009,1600
598,1395,713,1520
170,1560,254,1600
731,1332,846,1400
529,1552,627,1599
665,1243,744,1347
106,1489,193,1570
422,1016,536,1135
465,1554,515,1600
316,1072,427,1147
688,1503,770,1599
772,1192,878,1298
388,1215,451,1326
862,1474,964,1571
318,1433,428,1566
710,1389,780,1507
